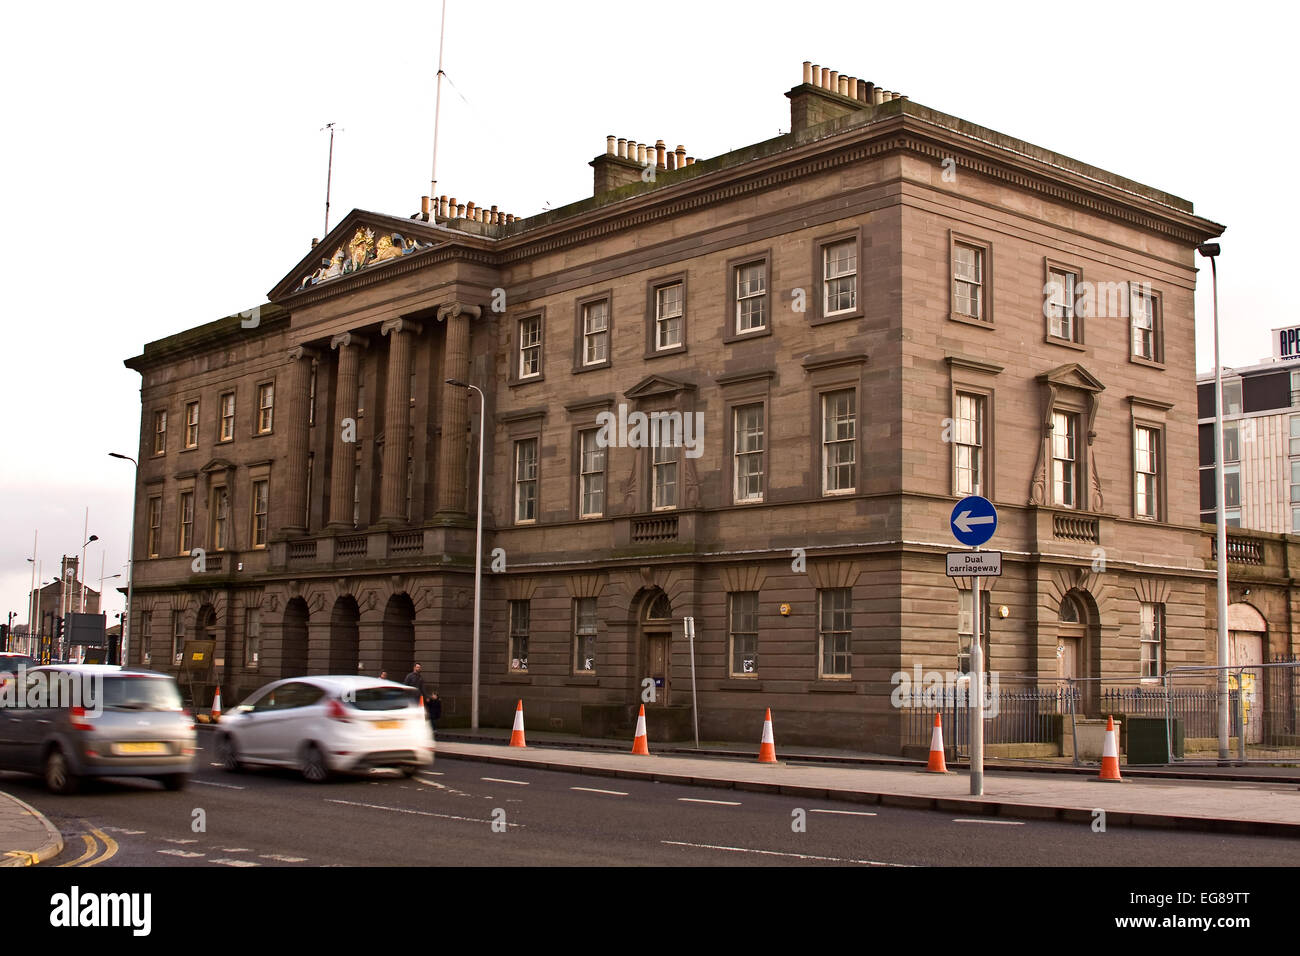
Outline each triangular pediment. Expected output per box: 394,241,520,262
268,209,444,302
200,457,237,474
1036,363,1105,393
624,374,697,399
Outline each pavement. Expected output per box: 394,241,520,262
0,789,63,867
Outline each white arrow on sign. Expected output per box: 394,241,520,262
953,511,996,534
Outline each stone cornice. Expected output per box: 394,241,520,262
945,354,1004,375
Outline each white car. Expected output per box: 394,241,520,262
214,676,434,782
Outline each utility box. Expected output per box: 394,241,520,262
1127,716,1184,764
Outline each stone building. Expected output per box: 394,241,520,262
123,61,1282,753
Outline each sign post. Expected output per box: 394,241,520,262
948,495,1000,797
685,616,700,749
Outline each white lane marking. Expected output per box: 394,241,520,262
662,840,911,867
326,798,525,828
157,849,205,859
677,798,741,806
209,762,224,767
951,819,1025,826
102,827,146,835
212,858,261,867
162,838,199,844
810,809,878,817
259,853,308,863
219,848,252,853
480,776,529,786
420,771,445,776
192,779,246,790
570,787,629,796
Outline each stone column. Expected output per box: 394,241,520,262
436,303,481,515
328,332,368,528
379,318,422,523
282,346,317,534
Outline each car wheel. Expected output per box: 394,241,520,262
44,747,79,795
399,766,418,778
300,743,330,784
159,774,189,792
216,733,244,772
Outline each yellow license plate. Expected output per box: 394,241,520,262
114,741,167,755
375,720,402,730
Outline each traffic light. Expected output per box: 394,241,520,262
54,616,64,646
0,623,8,649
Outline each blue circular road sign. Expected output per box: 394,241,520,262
951,495,998,547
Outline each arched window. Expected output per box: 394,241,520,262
645,592,672,621
1059,593,1084,624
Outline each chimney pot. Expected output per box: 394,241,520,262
439,195,449,218
848,77,858,99
637,143,647,164
655,140,666,169
606,135,616,156
311,238,319,248
455,203,464,218
617,137,628,159
685,156,694,165
675,144,686,167
820,67,830,89
872,88,884,105
829,70,839,91
802,61,812,84
421,196,431,217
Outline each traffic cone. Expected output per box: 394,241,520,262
508,699,526,748
210,686,222,723
757,708,777,763
1098,714,1123,782
925,713,949,773
631,704,650,755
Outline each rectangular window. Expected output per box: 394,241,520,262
582,300,609,366
185,401,199,448
818,588,852,678
140,613,151,667
172,611,185,662
257,383,274,434
146,496,161,558
1293,507,1300,533
178,491,194,554
954,392,984,496
509,600,530,673
652,442,678,510
518,315,542,378
1290,416,1300,456
1224,463,1241,510
733,404,765,503
1292,370,1300,408
252,479,269,547
953,243,984,320
1223,422,1240,464
729,592,759,677
212,486,229,551
1291,460,1300,505
957,590,991,673
1221,380,1242,416
515,438,538,523
1131,287,1158,361
579,430,605,518
1135,426,1159,520
823,241,857,316
822,389,857,495
735,261,767,333
220,392,235,442
245,608,261,668
153,410,167,455
655,283,684,350
573,597,597,674
1139,603,1164,680
1047,268,1078,341
1052,411,1078,508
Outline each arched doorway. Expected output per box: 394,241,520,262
328,596,360,675
1227,603,1266,744
1057,589,1100,713
641,590,673,706
382,593,416,679
282,597,309,677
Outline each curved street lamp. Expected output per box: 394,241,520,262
109,452,138,666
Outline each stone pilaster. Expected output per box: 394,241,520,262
282,346,317,534
328,332,368,528
436,303,480,515
379,318,421,523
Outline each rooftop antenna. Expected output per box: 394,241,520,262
321,122,340,238
429,0,448,200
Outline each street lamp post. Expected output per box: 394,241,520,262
79,528,98,613
1198,242,1230,763
26,530,37,656
446,378,484,729
109,453,139,667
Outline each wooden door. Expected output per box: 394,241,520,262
645,632,670,705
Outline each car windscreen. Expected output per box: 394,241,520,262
100,675,184,711
0,656,35,674
346,686,422,711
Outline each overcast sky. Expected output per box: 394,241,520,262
1,0,1292,628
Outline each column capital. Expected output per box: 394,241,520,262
436,302,483,322
330,331,370,351
381,317,423,337
287,345,319,363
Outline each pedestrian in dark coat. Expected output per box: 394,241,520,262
403,663,425,697
426,691,442,732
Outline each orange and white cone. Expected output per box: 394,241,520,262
631,704,650,755
757,708,777,763
925,713,948,773
211,686,222,723
508,699,527,748
1098,714,1122,782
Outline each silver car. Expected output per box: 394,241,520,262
0,664,196,794
215,676,434,782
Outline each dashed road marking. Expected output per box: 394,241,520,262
220,848,252,853
259,853,309,863
810,809,877,817
326,798,525,828
162,838,199,844
157,849,205,859
662,840,912,866
571,787,629,796
192,779,246,790
951,819,1025,826
480,777,529,786
213,858,260,867
102,826,146,835
678,798,741,806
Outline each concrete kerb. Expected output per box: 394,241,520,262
435,744,1300,839
0,791,64,867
